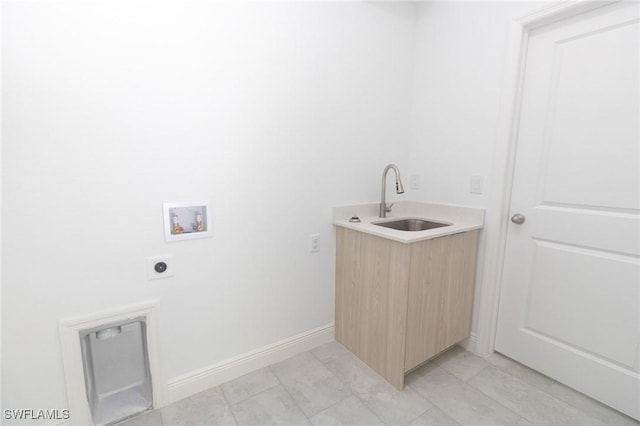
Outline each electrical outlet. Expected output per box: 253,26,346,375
410,174,420,190
310,234,320,253
147,255,174,280
470,175,484,194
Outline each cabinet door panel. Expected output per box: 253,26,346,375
335,227,410,388
404,231,479,371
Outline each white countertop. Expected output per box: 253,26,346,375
333,201,485,243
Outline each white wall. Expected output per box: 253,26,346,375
0,0,3,415
1,1,416,418
3,0,558,418
408,1,541,340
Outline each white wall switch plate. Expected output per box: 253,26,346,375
147,255,174,280
310,234,320,253
470,175,484,194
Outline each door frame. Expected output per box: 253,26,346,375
474,0,623,357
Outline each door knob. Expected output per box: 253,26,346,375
511,213,526,224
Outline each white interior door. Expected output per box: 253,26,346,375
495,1,639,420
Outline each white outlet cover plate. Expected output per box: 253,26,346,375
147,255,174,280
410,174,420,190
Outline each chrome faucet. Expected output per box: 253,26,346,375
379,164,405,218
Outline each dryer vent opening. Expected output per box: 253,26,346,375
80,317,153,425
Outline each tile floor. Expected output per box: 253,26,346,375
119,342,639,426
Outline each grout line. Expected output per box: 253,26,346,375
464,368,536,424
267,355,334,422
403,404,435,426
410,363,522,425
464,361,490,383
488,355,631,422
163,344,628,426
276,374,313,423
330,358,431,426
304,391,357,425
307,346,326,363
308,342,352,365
466,365,607,426
217,379,239,426
307,348,391,426
532,380,636,425
482,354,631,424
307,352,356,422
405,368,461,424
351,394,388,426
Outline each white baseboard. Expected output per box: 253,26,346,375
167,323,335,403
458,331,479,355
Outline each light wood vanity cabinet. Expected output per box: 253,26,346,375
335,227,479,389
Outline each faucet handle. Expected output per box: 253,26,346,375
385,203,394,213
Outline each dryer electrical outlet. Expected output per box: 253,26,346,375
146,255,174,280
